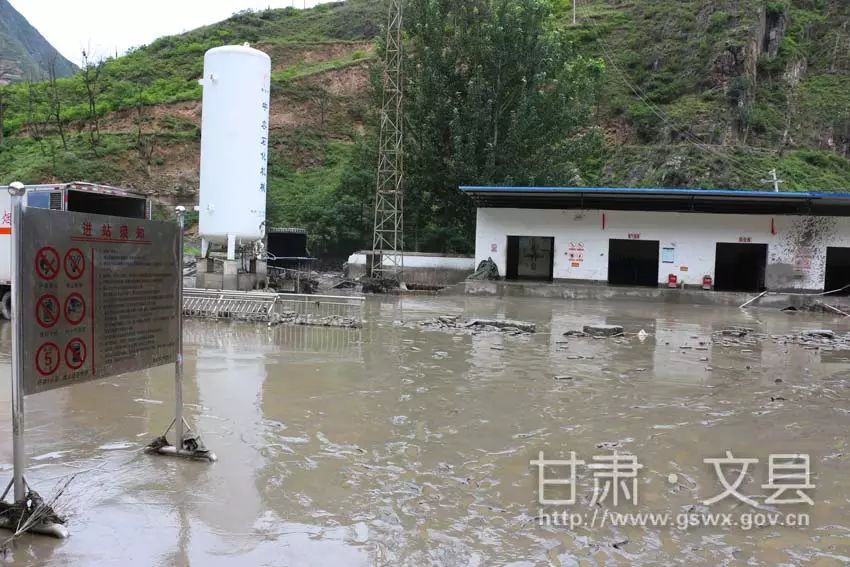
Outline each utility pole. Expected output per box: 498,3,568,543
761,168,784,192
573,0,577,25
370,0,404,284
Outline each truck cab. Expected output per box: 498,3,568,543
0,182,152,319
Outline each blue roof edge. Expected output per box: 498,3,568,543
459,186,850,200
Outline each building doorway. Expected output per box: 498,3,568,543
714,243,767,292
607,239,660,287
506,236,554,281
824,247,850,295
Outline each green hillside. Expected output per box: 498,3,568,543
0,0,847,257
569,0,850,190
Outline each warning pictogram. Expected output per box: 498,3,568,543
64,248,86,280
35,246,60,281
35,342,60,376
64,293,86,326
35,294,60,329
64,338,87,370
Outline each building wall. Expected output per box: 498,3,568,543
347,252,475,270
346,252,475,286
474,208,850,290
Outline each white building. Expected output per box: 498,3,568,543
462,186,850,293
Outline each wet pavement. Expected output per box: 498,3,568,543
1,296,849,566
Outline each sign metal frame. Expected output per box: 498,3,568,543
1,189,216,541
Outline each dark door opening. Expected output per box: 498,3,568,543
824,247,850,295
714,243,767,292
505,236,554,282
607,239,660,287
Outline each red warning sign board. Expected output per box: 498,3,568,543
19,208,179,395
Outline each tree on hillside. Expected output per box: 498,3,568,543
44,55,67,151
81,49,105,156
133,84,160,174
24,78,46,155
24,77,61,172
400,0,604,251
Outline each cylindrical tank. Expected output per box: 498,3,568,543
198,45,271,246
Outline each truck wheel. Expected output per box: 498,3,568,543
0,291,10,321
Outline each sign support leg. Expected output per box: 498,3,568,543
10,185,25,504
146,207,216,462
0,183,68,539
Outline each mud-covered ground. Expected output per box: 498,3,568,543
0,296,849,566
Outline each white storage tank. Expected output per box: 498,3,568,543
198,45,271,258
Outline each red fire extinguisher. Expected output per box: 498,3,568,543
667,274,678,288
702,275,713,290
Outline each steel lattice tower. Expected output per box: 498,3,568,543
370,0,404,282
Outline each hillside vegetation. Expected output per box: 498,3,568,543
571,0,850,190
0,0,847,258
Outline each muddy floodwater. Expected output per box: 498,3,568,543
1,296,850,566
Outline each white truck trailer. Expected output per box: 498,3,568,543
0,182,152,319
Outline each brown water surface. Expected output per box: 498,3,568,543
0,296,849,566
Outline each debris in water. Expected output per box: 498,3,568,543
720,327,753,337
801,329,835,339
583,324,624,337
465,319,536,333
513,428,546,439
98,442,135,451
563,330,588,337
272,311,361,329
412,316,535,335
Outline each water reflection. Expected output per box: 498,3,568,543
0,298,847,565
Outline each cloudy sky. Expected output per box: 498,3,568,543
12,0,332,65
